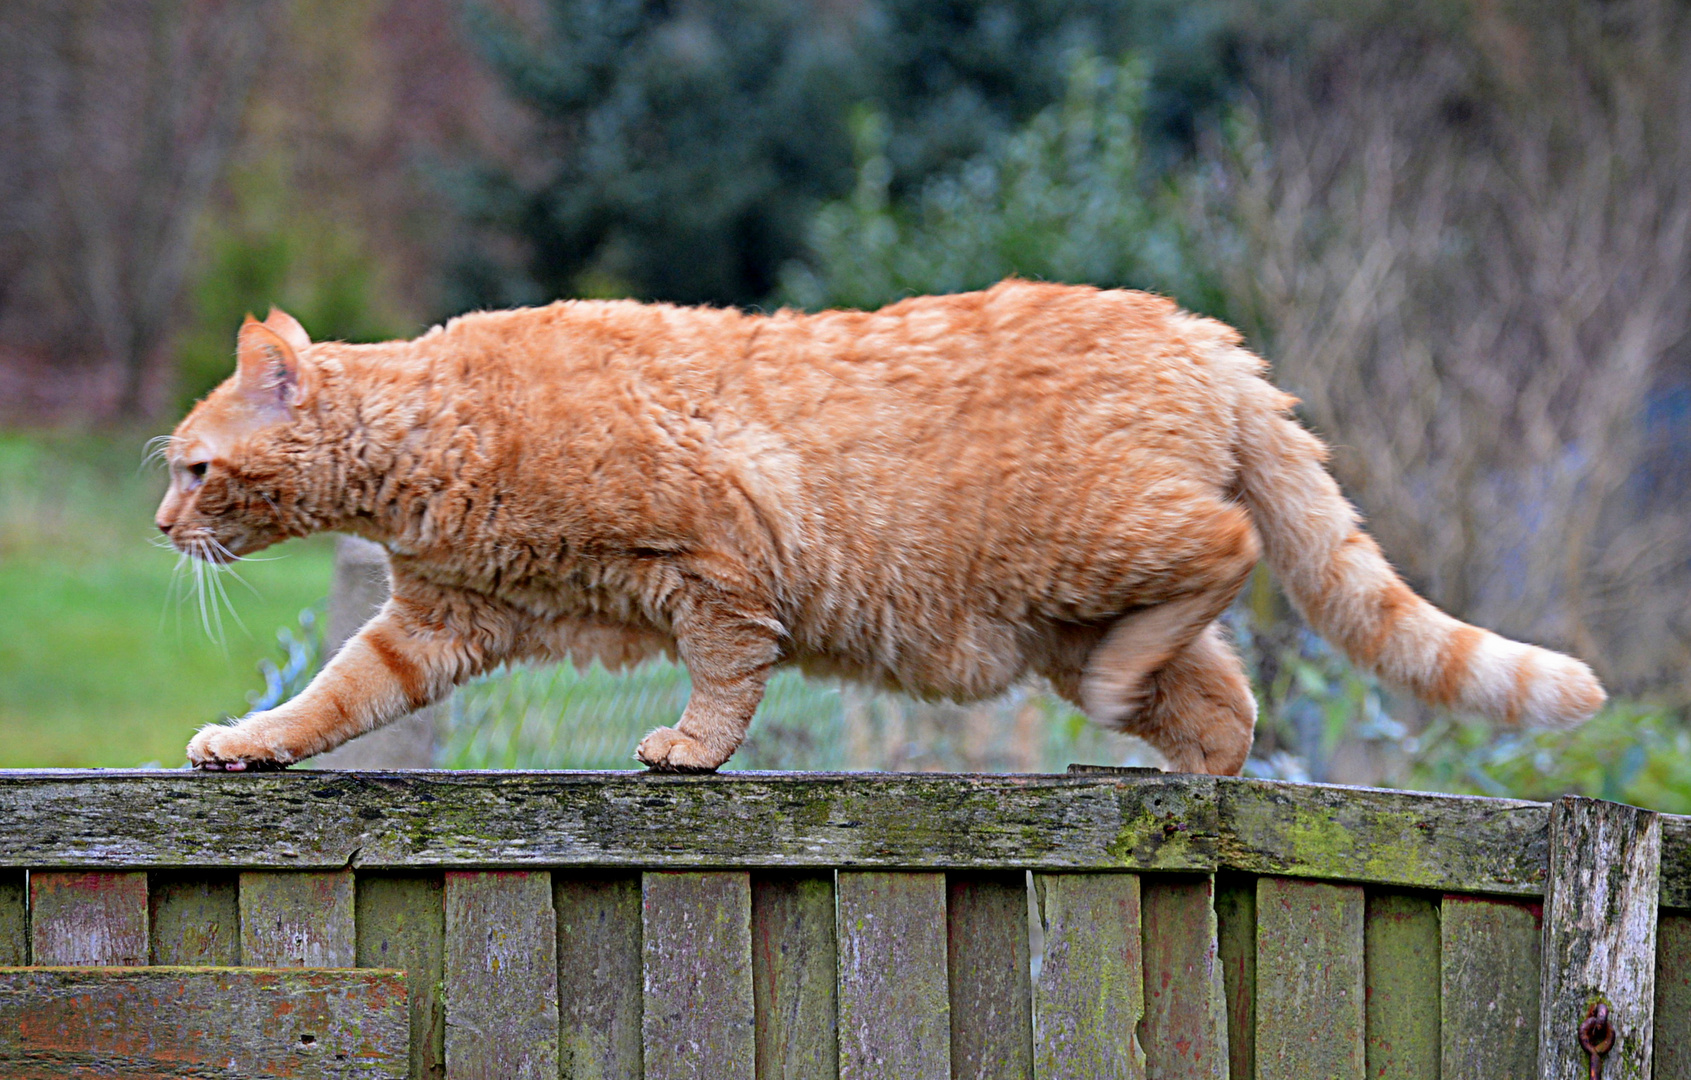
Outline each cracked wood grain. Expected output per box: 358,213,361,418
240,870,355,967
643,871,756,1080
752,872,838,1080
29,871,148,966
1031,872,1144,1080
1537,796,1659,1080
1441,894,1540,1080
444,870,559,1080
1254,877,1364,1080
837,871,950,1080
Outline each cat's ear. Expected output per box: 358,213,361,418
236,315,306,417
262,307,311,355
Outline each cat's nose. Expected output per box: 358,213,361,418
157,519,173,535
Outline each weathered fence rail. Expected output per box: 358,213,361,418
0,768,1685,1079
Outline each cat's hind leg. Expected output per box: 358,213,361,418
1079,501,1258,733
1124,623,1257,775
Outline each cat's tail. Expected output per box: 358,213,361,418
1234,388,1606,727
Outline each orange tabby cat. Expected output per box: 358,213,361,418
157,281,1605,774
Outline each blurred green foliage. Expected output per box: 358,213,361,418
1407,706,1691,814
453,0,865,308
452,0,1243,310
781,54,1208,312
176,169,407,410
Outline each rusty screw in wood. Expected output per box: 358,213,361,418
1578,1001,1614,1080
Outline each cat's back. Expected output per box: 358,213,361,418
420,282,1247,433
735,280,1253,477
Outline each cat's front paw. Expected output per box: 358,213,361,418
187,720,295,772
635,727,726,773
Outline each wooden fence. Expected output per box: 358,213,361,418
0,768,1686,1079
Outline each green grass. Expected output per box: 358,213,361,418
0,431,332,767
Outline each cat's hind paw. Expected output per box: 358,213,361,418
635,727,726,773
187,721,295,772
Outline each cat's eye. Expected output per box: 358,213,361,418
188,462,208,478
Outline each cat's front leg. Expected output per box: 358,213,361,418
187,593,503,770
635,594,780,772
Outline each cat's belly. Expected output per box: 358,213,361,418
782,606,1053,702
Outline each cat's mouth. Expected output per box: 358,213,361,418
170,528,251,564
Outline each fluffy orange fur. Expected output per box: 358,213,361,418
156,282,1606,774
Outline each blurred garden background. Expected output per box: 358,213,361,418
2,0,1689,808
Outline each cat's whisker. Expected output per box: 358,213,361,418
159,549,190,634
206,538,263,599
139,434,179,474
203,549,252,636
200,544,234,645
188,539,227,647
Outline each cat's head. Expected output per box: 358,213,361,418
155,309,325,562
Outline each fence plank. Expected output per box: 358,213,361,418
837,871,950,1080
29,871,147,965
240,870,355,967
1213,874,1255,1080
0,871,24,966
1656,914,1691,1080
1219,780,1551,896
357,874,446,1080
1538,796,1660,1080
642,871,756,1080
1363,892,1440,1080
1440,895,1540,1080
0,965,408,1079
1140,875,1227,1080
1254,877,1365,1080
557,872,644,1080
149,871,239,965
0,771,1217,871
444,870,559,1080
948,871,1034,1080
15,772,1691,906
752,872,838,1080
1031,872,1144,1080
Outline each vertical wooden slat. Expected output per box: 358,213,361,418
444,870,559,1080
0,871,25,966
1363,891,1440,1080
1655,914,1691,1080
837,871,950,1080
1254,877,1365,1080
150,871,239,965
1141,874,1228,1080
948,871,1033,1080
1538,796,1660,1080
1214,874,1255,1080
239,870,355,967
30,871,148,965
752,872,838,1080
357,873,446,1080
1031,872,1144,1080
642,871,756,1080
557,872,644,1080
1440,895,1540,1080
